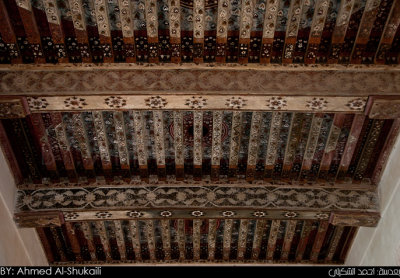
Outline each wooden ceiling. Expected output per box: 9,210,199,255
0,0,400,267
0,0,399,65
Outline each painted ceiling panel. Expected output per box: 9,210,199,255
0,0,399,64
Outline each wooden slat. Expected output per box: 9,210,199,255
145,0,159,63
325,226,344,262
246,111,262,180
128,220,142,261
65,222,83,261
80,222,97,261
50,226,67,262
251,219,266,260
328,0,356,63
351,0,382,63
282,0,304,64
295,220,313,261
238,0,255,64
93,0,114,63
237,219,249,260
36,228,55,263
153,111,166,180
133,111,148,180
193,0,205,64
222,219,233,260
310,221,330,262
169,0,181,63
161,220,171,260
0,0,21,63
14,0,45,63
193,111,203,180
375,1,400,63
211,111,223,180
92,111,112,178
145,220,156,260
216,0,230,63
114,220,127,260
266,220,280,260
176,219,185,260
304,0,330,64
95,221,112,261
264,112,282,181
193,219,202,260
282,113,303,180
280,220,297,261
173,111,184,180
228,111,242,180
208,219,217,260
67,0,90,62
117,0,135,63
260,0,279,64
114,111,130,178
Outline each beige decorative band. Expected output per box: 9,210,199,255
26,95,368,113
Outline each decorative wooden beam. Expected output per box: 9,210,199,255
133,111,148,181
0,0,21,63
145,0,158,63
14,211,63,228
114,111,130,179
216,0,229,63
310,221,329,262
95,221,112,261
282,0,304,64
92,111,112,180
168,0,181,63
264,112,282,181
41,0,68,63
36,227,55,263
328,0,356,64
144,220,156,260
222,219,233,260
246,112,262,181
238,0,255,64
304,0,330,64
251,219,266,260
228,111,242,180
117,0,135,63
50,226,67,262
325,225,344,262
280,220,297,261
65,222,83,261
282,113,303,180
295,220,313,261
114,220,127,260
193,219,201,260
176,219,185,260
80,222,97,261
260,0,279,64
193,0,205,64
375,1,400,64
152,111,166,180
173,111,184,180
67,0,91,62
211,111,223,180
330,211,380,227
93,0,114,63
351,0,382,64
128,220,142,261
193,110,203,180
237,219,249,260
266,220,280,260
0,98,27,119
367,96,400,119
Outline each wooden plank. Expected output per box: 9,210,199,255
113,111,130,179
193,110,203,180
0,0,21,63
94,221,112,261
228,112,242,180
133,111,148,181
153,111,166,180
310,221,330,262
208,219,217,260
161,220,171,260
238,0,255,64
176,219,185,260
93,0,114,62
193,219,202,260
128,220,142,261
145,0,159,63
50,226,67,262
114,220,127,260
173,111,184,180
92,111,112,180
295,220,313,261
222,219,233,260
237,219,249,260
65,222,83,261
282,0,304,64
266,220,280,260
169,0,181,63
193,0,205,64
117,0,135,63
216,0,230,63
251,219,266,260
264,112,282,181
211,111,223,180
280,220,297,261
80,222,97,261
36,227,55,263
282,113,303,180
246,111,262,180
145,220,156,260
325,226,344,262
260,0,279,64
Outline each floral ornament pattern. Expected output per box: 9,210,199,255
160,210,172,217
225,97,247,109
145,96,167,109
104,96,127,108
346,98,366,111
315,213,330,220
27,97,49,110
185,96,207,109
221,211,236,217
64,96,88,109
126,211,144,218
191,210,204,217
306,97,328,110
64,212,79,220
95,211,112,219
284,211,298,218
266,96,287,110
252,211,267,218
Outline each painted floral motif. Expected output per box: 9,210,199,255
64,212,79,220
225,97,247,109
185,96,207,109
306,97,328,110
64,96,88,109
315,212,330,220
160,210,172,217
346,98,366,111
104,96,127,108
252,211,267,217
145,96,167,109
284,211,298,218
95,211,112,219
191,210,204,217
27,97,49,110
221,211,236,217
126,211,144,218
266,96,287,110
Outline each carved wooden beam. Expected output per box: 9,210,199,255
366,96,400,119
0,97,28,119
14,211,64,228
